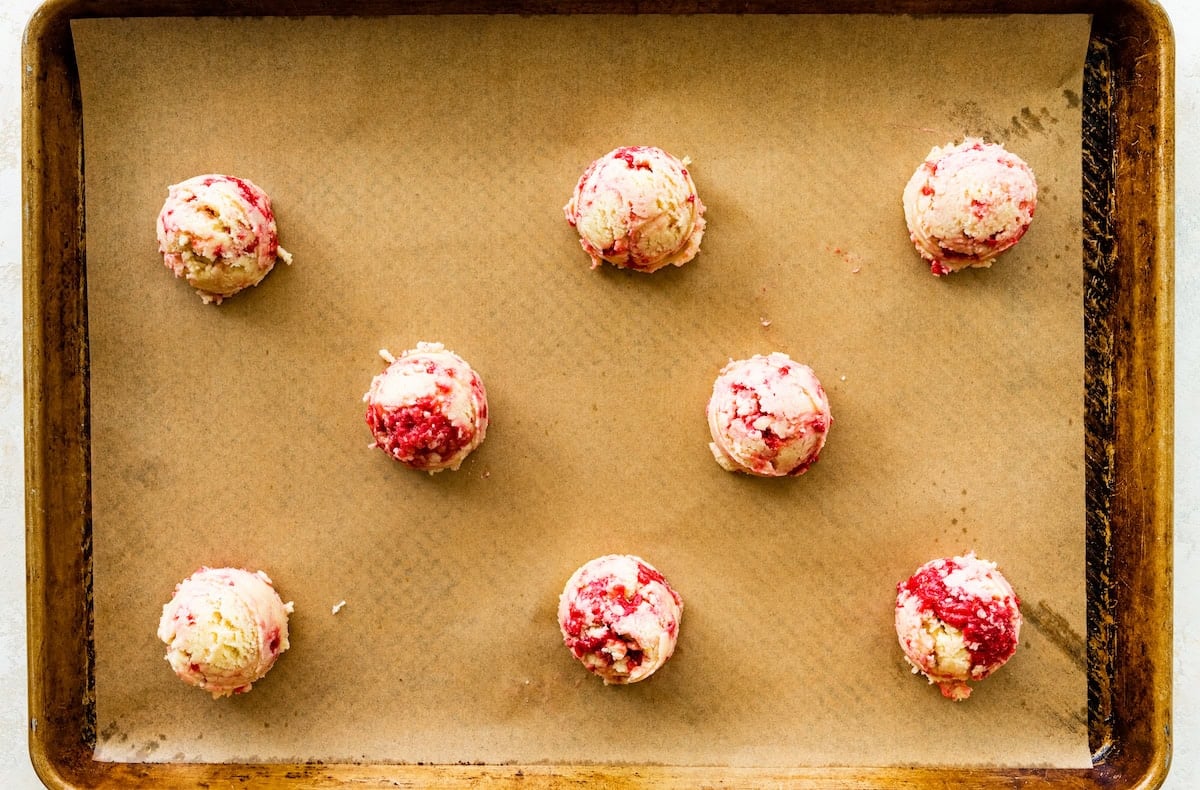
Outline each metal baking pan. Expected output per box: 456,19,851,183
23,0,1172,786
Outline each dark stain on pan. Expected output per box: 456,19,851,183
1021,106,1047,133
1025,600,1088,672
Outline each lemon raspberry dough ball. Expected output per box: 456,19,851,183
156,174,292,303
902,139,1037,276
706,352,832,477
894,553,1022,701
564,146,706,273
557,554,683,685
157,567,294,698
363,342,489,473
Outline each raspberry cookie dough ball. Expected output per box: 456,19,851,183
557,554,683,685
563,146,706,272
895,553,1023,701
156,174,292,303
157,567,294,698
706,352,831,477
363,342,489,473
902,139,1037,276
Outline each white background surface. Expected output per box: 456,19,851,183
0,1,1193,787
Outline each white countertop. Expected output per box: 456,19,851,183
0,2,1194,786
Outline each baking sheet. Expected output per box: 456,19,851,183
73,14,1092,768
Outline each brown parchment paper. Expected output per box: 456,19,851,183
73,14,1092,768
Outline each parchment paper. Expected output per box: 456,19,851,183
74,14,1092,768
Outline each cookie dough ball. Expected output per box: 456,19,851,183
563,146,706,272
706,353,831,477
557,554,683,685
895,553,1022,701
363,342,489,473
902,139,1037,276
157,567,293,698
156,174,292,303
